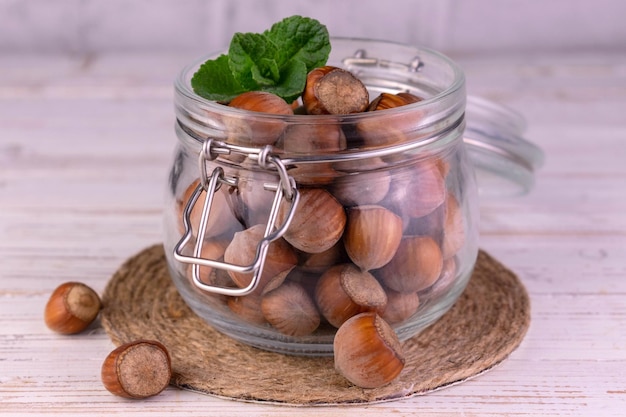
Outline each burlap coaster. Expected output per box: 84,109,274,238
100,244,530,405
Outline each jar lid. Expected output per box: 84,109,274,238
464,96,544,197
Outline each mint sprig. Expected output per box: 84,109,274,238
191,16,330,103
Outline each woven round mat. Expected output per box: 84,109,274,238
100,244,530,405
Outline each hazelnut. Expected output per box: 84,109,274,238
315,263,387,328
185,239,228,285
178,179,241,239
343,205,403,271
281,122,347,153
420,257,458,300
44,282,102,334
377,236,443,293
380,289,420,325
333,312,405,389
406,203,445,241
223,224,297,294
297,240,348,274
442,194,465,259
357,92,423,148
277,188,346,254
330,170,391,207
302,66,369,115
385,162,446,219
227,293,267,325
101,340,171,399
226,91,294,146
261,281,320,336
333,156,389,173
367,92,422,111
233,171,276,228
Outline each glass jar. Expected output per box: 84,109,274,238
162,38,535,356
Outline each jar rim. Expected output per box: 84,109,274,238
174,37,466,123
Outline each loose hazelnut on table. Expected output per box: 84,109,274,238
333,312,405,389
44,282,102,335
101,340,171,399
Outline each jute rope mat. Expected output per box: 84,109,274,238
100,244,530,405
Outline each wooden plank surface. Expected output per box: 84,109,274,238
1,51,625,416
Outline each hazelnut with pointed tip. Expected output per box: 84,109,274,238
343,205,403,271
44,282,102,334
277,188,346,254
333,312,405,388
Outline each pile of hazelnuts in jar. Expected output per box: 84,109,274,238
179,65,465,389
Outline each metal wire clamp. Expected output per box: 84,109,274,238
173,139,300,296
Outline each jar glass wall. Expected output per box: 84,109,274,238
163,38,479,355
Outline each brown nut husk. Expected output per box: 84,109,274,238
333,312,405,389
101,340,171,399
303,66,369,115
377,235,444,293
343,205,403,271
44,282,102,334
261,281,320,336
315,263,387,328
277,188,346,254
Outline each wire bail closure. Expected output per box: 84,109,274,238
173,139,300,296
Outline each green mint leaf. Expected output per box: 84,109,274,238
251,58,280,87
191,16,331,102
229,32,279,90
190,54,246,101
265,15,330,71
263,59,307,103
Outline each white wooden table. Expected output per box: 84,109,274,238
1,50,625,416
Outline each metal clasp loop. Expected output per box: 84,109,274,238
173,141,299,296
342,49,423,73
